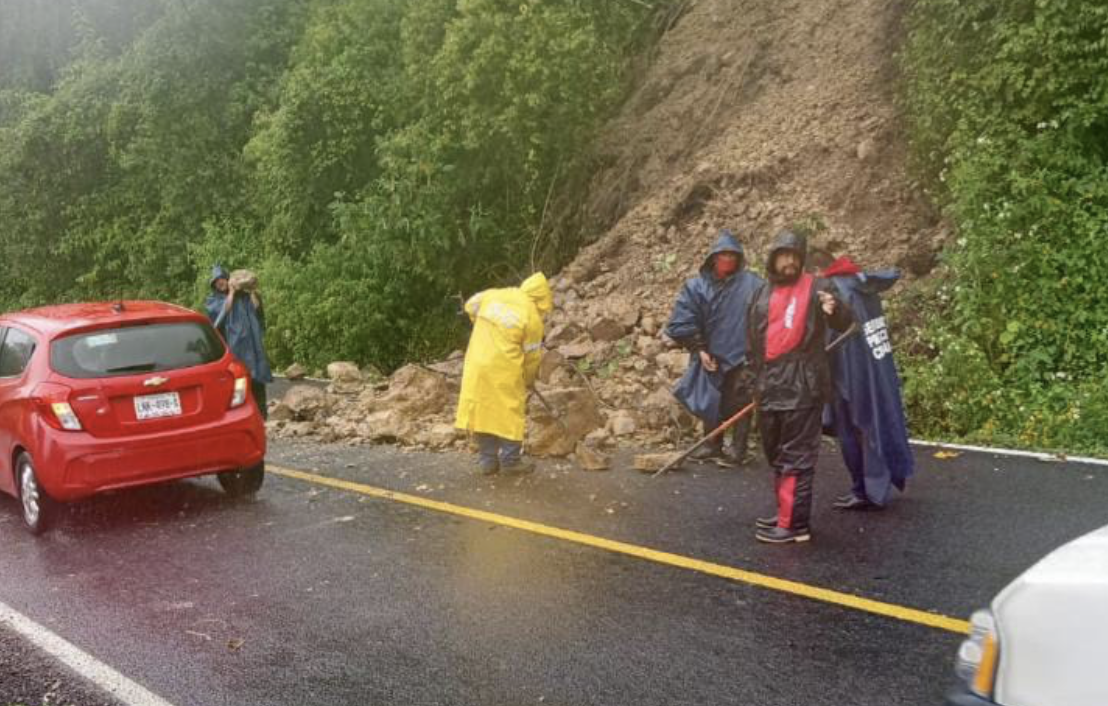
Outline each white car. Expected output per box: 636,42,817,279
947,523,1108,705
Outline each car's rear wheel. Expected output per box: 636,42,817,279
218,462,265,498
16,452,55,535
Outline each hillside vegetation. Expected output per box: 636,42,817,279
901,0,1108,453
0,0,670,368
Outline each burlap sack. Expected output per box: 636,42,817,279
229,269,259,292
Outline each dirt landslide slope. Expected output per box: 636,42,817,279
268,0,948,468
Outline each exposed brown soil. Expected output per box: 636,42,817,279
269,0,949,463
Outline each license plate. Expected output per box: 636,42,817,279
134,392,182,420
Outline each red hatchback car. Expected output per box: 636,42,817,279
0,301,266,534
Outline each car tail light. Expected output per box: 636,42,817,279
32,383,83,432
229,360,249,408
50,402,83,430
231,377,248,408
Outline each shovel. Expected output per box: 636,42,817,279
652,321,860,477
530,387,570,435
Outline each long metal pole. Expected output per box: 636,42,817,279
652,322,859,477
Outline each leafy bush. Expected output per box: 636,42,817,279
0,0,670,372
902,0,1108,455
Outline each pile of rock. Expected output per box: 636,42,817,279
267,276,703,468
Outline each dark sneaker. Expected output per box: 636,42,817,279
833,494,879,511
755,515,777,530
716,446,742,468
689,442,723,461
501,460,535,476
755,526,812,544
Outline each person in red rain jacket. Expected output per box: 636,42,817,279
745,230,853,543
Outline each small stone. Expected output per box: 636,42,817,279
574,442,611,472
584,428,612,447
633,453,680,472
857,138,878,161
655,350,690,375
636,335,663,359
609,411,637,437
284,363,307,380
590,318,627,342
558,337,594,359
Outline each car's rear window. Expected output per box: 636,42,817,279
50,322,226,378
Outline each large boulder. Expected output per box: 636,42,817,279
364,364,453,417
326,361,364,395
526,387,604,457
327,361,362,382
362,409,417,442
282,385,329,420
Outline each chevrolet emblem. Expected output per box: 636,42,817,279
143,376,170,387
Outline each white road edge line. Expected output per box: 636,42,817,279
909,438,1108,467
0,600,177,706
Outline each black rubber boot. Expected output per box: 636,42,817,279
756,475,782,528
833,493,880,511
755,526,812,543
720,420,753,467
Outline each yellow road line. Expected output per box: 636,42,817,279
267,464,971,635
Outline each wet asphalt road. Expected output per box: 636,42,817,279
0,435,1105,706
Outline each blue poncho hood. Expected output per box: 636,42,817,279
209,264,229,288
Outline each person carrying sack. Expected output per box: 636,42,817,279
205,264,274,419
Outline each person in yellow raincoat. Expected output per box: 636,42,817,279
454,273,553,475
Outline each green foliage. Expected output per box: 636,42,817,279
902,0,1108,455
0,0,670,372
0,0,308,307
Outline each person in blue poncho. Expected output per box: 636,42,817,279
664,229,764,466
819,255,914,510
205,264,274,419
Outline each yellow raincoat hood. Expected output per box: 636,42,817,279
520,272,553,316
